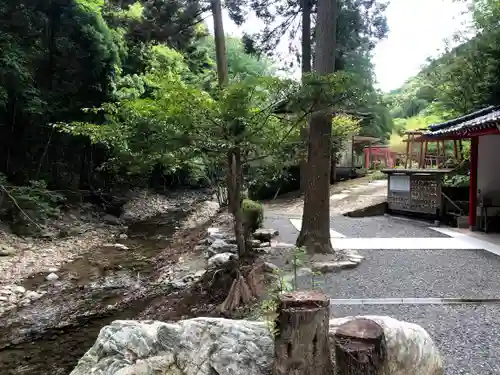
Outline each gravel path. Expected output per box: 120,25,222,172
300,248,500,299
329,215,449,238
262,194,500,375
330,303,500,375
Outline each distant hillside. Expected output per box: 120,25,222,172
383,29,500,152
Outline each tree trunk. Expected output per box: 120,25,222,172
211,0,229,87
334,318,387,374
297,0,338,254
273,291,333,375
231,148,246,257
299,0,312,194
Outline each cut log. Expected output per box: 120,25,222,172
334,318,386,375
272,291,333,375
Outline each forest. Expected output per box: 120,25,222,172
0,0,393,233
1,0,499,235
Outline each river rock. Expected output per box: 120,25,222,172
103,214,122,225
206,239,237,256
70,316,443,375
207,253,237,269
11,285,26,294
24,290,43,301
0,244,15,256
253,228,279,242
250,239,261,248
103,243,129,250
46,272,59,281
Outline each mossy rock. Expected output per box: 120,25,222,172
241,199,264,233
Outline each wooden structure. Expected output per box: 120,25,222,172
382,169,452,217
417,106,500,230
272,291,333,375
364,144,397,169
402,130,463,169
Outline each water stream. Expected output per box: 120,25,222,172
0,208,207,375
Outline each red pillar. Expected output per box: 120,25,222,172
365,146,371,169
469,136,479,229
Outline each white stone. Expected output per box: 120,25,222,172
48,267,59,273
70,316,443,375
11,285,26,294
253,228,279,242
46,273,59,281
194,270,206,278
207,253,237,269
103,243,129,250
207,227,221,235
119,233,128,240
207,239,237,256
24,290,43,301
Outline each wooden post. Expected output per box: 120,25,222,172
367,145,372,169
334,318,387,375
419,141,424,168
469,136,479,229
405,135,410,169
453,140,458,160
273,291,333,375
436,141,441,167
424,141,429,168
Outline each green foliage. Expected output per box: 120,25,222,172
369,170,387,180
444,174,470,188
0,0,393,213
0,174,64,235
387,0,500,140
241,199,264,232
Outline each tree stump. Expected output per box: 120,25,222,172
334,318,387,375
272,291,333,375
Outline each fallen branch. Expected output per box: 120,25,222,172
0,183,43,231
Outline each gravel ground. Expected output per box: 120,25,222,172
329,215,449,238
329,303,500,375
300,248,500,299
263,215,299,244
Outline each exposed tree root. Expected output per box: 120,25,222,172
217,262,269,314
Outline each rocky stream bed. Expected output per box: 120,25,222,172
0,189,241,375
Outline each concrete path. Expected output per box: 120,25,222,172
263,177,387,217
262,178,500,375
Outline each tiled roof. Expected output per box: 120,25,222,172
424,106,500,137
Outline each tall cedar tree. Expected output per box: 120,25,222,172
299,0,312,193
297,0,338,254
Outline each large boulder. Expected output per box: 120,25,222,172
70,316,443,375
70,318,273,375
329,316,444,375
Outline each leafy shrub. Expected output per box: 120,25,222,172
369,170,387,181
443,173,469,188
241,198,264,233
0,174,64,235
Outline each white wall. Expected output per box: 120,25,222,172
477,134,500,215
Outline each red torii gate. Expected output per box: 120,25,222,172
364,144,397,169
